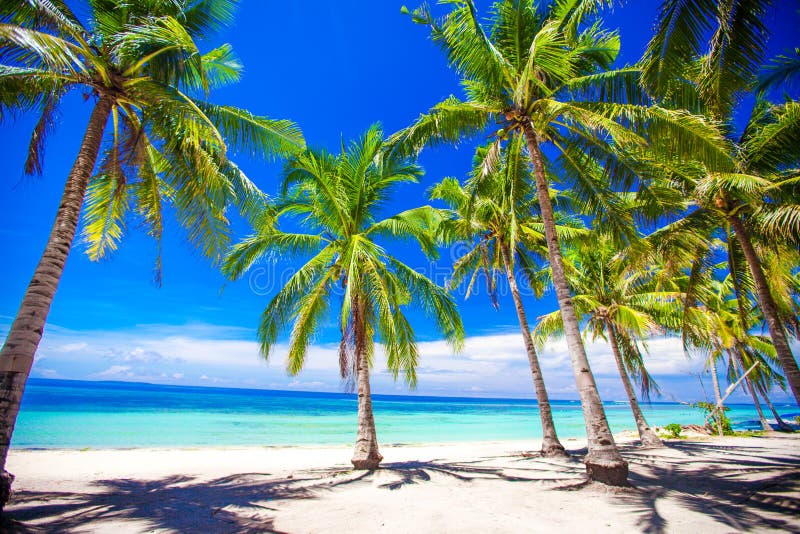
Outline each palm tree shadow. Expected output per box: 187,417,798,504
375,455,587,490
4,440,798,533
601,440,800,534
2,454,587,532
3,470,370,533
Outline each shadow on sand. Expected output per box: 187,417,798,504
3,437,799,532
620,437,800,534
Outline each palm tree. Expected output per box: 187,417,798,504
431,135,584,457
392,0,724,485
535,232,683,447
0,0,303,504
642,0,800,403
222,125,464,469
684,275,793,433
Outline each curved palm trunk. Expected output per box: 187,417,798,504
499,242,566,457
350,299,382,470
728,216,800,405
604,321,663,447
760,391,793,432
746,379,772,432
0,95,114,506
522,121,627,485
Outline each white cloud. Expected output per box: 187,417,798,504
12,320,795,402
33,368,61,379
93,365,133,378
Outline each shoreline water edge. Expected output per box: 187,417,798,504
12,378,798,449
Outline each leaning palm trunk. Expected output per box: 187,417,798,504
499,242,566,457
522,122,628,485
728,216,800,404
760,391,793,432
0,95,114,504
604,322,663,447
746,379,772,432
350,299,382,469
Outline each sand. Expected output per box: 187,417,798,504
3,433,799,533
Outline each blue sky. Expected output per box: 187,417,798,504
1,1,798,403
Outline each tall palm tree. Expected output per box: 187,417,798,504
642,0,800,403
431,135,584,457
0,0,303,504
392,0,724,485
535,232,682,447
223,125,464,469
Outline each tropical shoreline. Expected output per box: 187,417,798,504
14,378,796,451
5,433,800,532
3,422,786,452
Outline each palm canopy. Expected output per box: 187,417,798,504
0,0,304,271
534,231,683,398
638,0,800,243
635,0,800,402
391,0,726,221
682,276,786,398
431,133,586,303
223,124,464,387
641,0,771,119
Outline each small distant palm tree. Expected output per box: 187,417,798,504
393,0,724,484
0,0,303,504
535,232,681,447
431,135,586,457
683,276,793,433
223,125,464,469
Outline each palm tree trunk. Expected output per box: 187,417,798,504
522,121,627,486
498,241,566,457
709,356,724,436
350,298,382,470
0,95,114,507
746,379,772,432
728,215,800,404
604,321,662,447
760,390,793,432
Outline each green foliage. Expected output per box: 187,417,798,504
663,423,683,438
0,0,305,278
431,133,584,306
534,230,683,399
734,430,767,437
223,125,464,388
693,401,734,435
392,0,726,203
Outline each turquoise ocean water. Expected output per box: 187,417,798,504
12,379,799,449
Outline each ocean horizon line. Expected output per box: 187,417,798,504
25,377,791,407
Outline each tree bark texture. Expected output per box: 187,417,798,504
760,391,793,432
729,215,800,405
0,95,114,507
522,120,627,486
605,321,663,447
350,298,383,470
499,241,567,457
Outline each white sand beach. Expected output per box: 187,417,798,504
2,433,799,533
